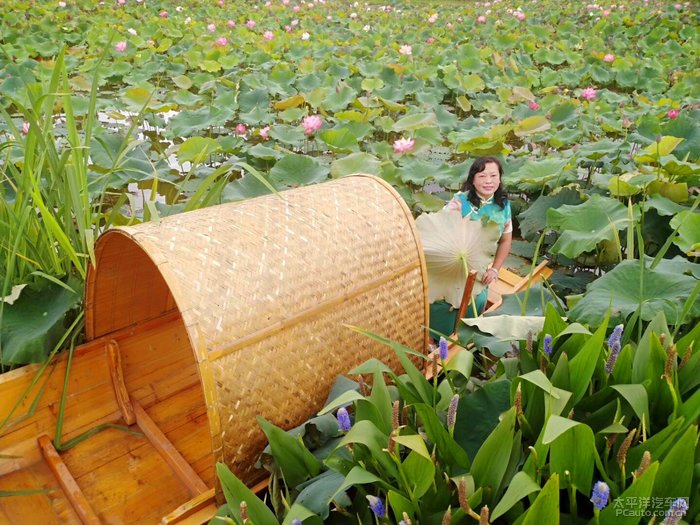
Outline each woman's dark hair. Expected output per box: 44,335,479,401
460,156,508,209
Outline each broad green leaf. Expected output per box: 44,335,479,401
1,280,82,365
520,474,559,525
394,435,430,461
542,415,579,445
330,153,381,178
392,112,437,132
635,136,684,162
470,407,516,505
318,390,365,415
549,424,594,492
491,471,541,521
177,137,220,164
517,189,583,240
413,403,471,470
508,158,569,187
281,504,322,525
172,75,192,90
294,471,345,520
269,154,329,187
412,191,446,212
515,370,560,399
600,463,659,525
444,349,474,380
670,210,700,253
317,129,358,153
462,74,486,92
611,385,649,424
216,463,278,525
269,124,306,145
651,425,696,501
273,94,305,111
547,195,633,259
568,319,608,404
331,465,393,499
608,176,642,197
257,417,321,488
569,259,700,326
644,194,688,216
387,491,414,521
397,448,435,499
514,116,551,137
462,315,545,342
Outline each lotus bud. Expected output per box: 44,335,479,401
617,429,636,467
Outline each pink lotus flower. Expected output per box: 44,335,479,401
426,37,435,44
302,115,323,135
603,53,615,62
218,0,225,5
393,137,415,154
159,10,168,18
399,45,412,56
207,23,216,32
235,124,247,136
301,32,310,40
215,37,228,47
263,31,274,40
21,122,30,135
515,11,526,20
227,20,235,28
529,101,540,111
285,25,292,32
259,126,270,139
428,13,438,23
674,3,682,8
581,87,598,101
58,1,66,6
293,4,300,10
117,0,125,5
114,40,127,52
667,109,681,119
602,9,610,16
283,0,289,4
246,19,256,28
477,15,487,23
291,19,299,25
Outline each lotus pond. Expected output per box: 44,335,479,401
0,0,699,523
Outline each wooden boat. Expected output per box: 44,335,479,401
0,176,551,524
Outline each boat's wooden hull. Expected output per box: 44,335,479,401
0,312,216,524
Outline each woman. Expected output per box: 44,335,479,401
430,156,512,336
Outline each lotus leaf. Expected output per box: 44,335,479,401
507,158,569,189
518,189,583,241
670,210,700,254
461,315,545,342
569,258,700,326
269,155,329,188
328,153,381,179
0,280,82,365
547,195,635,259
415,208,501,308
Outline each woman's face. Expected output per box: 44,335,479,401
472,162,501,199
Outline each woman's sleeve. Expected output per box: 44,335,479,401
503,200,513,235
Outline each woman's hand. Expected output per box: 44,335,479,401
482,267,499,285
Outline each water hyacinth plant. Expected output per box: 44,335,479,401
214,311,699,524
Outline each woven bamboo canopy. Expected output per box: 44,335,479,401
84,175,429,487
